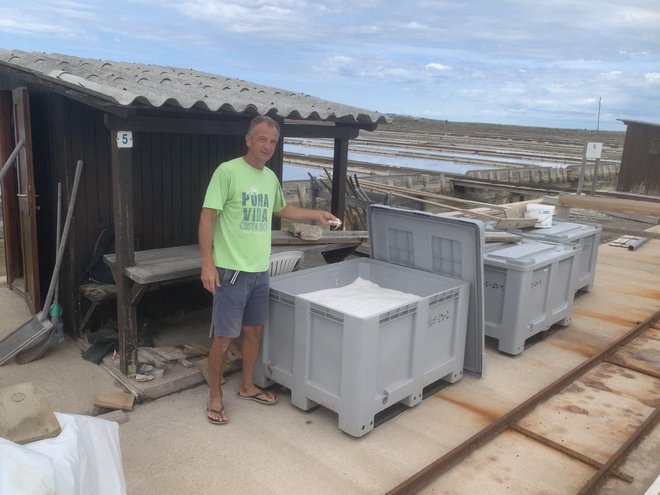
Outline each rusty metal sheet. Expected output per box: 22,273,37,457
518,363,657,464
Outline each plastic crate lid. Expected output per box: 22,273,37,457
483,238,580,269
368,205,485,376
509,219,602,243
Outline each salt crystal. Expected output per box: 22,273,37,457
299,277,421,318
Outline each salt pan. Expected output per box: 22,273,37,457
298,277,421,318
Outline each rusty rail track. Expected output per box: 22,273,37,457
386,309,660,495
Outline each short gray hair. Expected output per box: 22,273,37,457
247,115,280,136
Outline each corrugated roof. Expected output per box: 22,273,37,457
0,49,389,125
619,118,660,129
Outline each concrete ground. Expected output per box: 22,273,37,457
1,234,659,494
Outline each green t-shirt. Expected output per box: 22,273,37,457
203,157,286,272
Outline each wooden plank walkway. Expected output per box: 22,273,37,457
115,228,660,495
413,239,660,494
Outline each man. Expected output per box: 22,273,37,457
199,115,338,424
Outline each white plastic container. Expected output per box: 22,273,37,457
525,204,556,228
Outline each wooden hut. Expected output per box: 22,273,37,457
616,119,660,196
0,49,387,374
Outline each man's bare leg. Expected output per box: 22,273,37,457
207,335,232,422
238,325,276,402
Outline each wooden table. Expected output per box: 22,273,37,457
104,230,367,285
102,230,367,376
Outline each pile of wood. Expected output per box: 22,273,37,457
305,170,371,230
307,170,537,234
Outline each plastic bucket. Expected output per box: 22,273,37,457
525,204,555,228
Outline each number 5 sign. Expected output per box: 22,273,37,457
116,131,133,148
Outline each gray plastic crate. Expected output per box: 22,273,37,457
368,205,486,376
257,258,469,437
508,219,601,292
483,239,581,355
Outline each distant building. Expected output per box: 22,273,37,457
616,119,660,196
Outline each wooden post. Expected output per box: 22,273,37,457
109,125,137,377
270,137,284,230
0,91,21,285
577,142,588,194
590,158,601,194
331,137,348,221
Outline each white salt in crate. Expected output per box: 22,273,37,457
256,258,469,437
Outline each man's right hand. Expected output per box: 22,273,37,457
201,265,220,294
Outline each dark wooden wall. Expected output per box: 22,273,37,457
7,90,245,333
134,132,244,250
617,123,660,196
1,70,264,335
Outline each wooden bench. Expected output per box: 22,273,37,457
79,283,118,330
90,235,365,331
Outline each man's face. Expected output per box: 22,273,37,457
245,122,280,167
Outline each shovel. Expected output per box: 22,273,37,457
0,160,84,365
15,182,63,364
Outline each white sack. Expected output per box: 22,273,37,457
0,412,126,495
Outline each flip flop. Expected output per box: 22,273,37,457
206,406,228,425
237,390,278,405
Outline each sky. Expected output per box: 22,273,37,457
1,1,659,131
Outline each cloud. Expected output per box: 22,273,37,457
319,55,454,84
402,21,429,31
425,63,450,71
320,55,415,81
43,0,97,21
170,0,311,39
0,8,85,37
345,25,382,34
1,0,657,129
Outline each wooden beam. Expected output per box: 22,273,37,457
272,230,368,245
451,177,564,196
0,91,21,286
96,409,129,424
270,137,284,230
12,87,40,313
511,424,634,483
557,194,660,217
331,138,349,221
108,121,138,377
104,115,364,139
104,114,249,135
360,179,508,211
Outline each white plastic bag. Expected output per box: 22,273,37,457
0,413,126,495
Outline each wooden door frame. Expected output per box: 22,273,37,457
0,91,22,286
11,87,41,313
